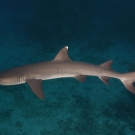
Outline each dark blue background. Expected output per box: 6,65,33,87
0,0,135,135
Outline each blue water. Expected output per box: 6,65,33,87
0,0,135,135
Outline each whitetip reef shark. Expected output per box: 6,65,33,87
0,46,135,99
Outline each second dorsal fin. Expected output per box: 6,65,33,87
98,60,113,85
53,46,72,61
100,60,113,71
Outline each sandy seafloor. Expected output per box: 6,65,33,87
0,1,135,135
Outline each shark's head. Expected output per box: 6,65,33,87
0,70,21,85
0,76,19,85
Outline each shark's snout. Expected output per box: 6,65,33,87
0,77,20,85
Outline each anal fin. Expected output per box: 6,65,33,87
99,76,109,85
26,79,44,99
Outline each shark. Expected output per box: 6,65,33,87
0,46,135,99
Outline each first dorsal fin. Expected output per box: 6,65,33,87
53,46,72,61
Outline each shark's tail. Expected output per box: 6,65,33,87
120,72,135,94
99,60,135,94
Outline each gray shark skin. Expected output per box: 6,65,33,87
0,46,135,99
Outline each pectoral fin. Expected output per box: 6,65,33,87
26,79,44,99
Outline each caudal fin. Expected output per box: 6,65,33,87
120,72,135,94
98,61,135,94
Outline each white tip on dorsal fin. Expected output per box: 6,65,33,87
53,46,72,61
